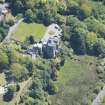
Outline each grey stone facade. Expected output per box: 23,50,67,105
42,37,60,58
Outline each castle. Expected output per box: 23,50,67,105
27,24,62,59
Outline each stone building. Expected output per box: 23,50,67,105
42,36,60,58
41,23,62,58
26,23,62,59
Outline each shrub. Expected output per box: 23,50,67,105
47,80,58,95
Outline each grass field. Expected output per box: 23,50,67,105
13,22,46,41
51,55,98,105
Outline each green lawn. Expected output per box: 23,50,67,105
51,55,98,105
13,22,46,41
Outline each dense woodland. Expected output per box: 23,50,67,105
5,0,105,56
0,0,105,105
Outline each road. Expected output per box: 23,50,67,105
92,86,105,105
2,18,24,43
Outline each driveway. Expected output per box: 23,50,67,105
41,24,62,43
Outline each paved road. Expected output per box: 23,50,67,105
2,18,24,43
92,86,105,105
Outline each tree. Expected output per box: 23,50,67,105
8,84,20,93
9,50,20,63
3,90,14,102
47,80,58,95
70,28,87,54
25,9,34,22
12,0,24,14
78,0,92,19
66,0,79,16
10,63,28,81
61,25,70,42
94,82,104,94
66,16,87,54
92,3,105,18
85,32,98,54
23,95,35,105
6,19,14,26
0,22,9,42
57,1,67,15
28,35,35,44
55,14,66,25
29,79,45,100
60,57,65,66
0,50,9,71
93,38,105,56
24,0,36,9
41,70,50,91
85,17,105,38
50,64,58,81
